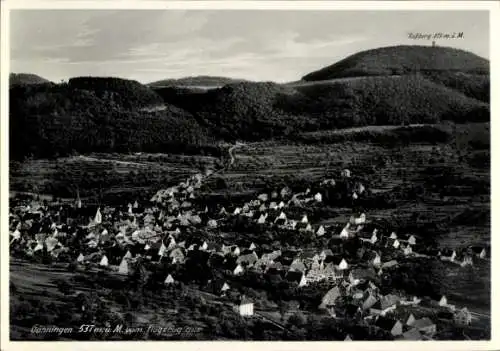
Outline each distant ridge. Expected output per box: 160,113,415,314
302,45,489,81
148,75,249,88
9,73,52,87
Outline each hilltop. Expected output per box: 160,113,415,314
302,45,489,81
10,45,490,159
68,76,164,109
148,76,249,88
9,73,52,87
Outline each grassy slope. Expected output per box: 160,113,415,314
302,45,489,81
290,75,489,125
148,76,249,88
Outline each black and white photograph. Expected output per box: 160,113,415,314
1,1,498,348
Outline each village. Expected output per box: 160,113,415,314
9,165,489,341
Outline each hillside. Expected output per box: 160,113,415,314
302,45,489,81
154,82,306,141
148,76,248,88
286,75,489,126
9,73,52,87
9,82,214,160
155,76,489,141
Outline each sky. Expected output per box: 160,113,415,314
10,10,490,84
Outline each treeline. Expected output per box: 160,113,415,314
67,77,164,109
10,71,490,159
296,125,453,145
155,77,489,141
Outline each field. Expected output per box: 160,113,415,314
9,152,220,205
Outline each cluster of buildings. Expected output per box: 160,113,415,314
9,167,486,338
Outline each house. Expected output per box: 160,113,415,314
440,249,456,262
233,207,242,215
278,201,285,209
286,271,308,287
406,313,416,326
259,204,267,212
471,246,487,259
236,252,259,267
319,286,341,309
341,169,351,178
314,192,322,202
207,219,218,228
408,235,416,246
403,245,412,256
301,215,308,224
260,250,281,264
94,208,102,224
460,255,473,267
321,178,336,186
275,211,287,222
118,258,129,275
257,214,267,224
375,316,403,336
258,193,269,202
280,187,291,198
169,248,186,264
340,225,350,238
233,264,245,276
439,295,448,307
249,242,257,251
362,294,378,310
304,223,313,233
402,328,422,340
344,335,352,341
412,317,436,336
392,239,400,249
234,296,254,317
454,307,472,326
332,257,348,270
289,258,306,272
351,213,366,225
269,202,278,210
316,225,326,236
200,241,209,251
380,294,400,312
320,249,333,261
381,260,398,269
99,255,108,267
77,253,85,263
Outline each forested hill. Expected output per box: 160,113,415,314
10,46,490,159
9,73,52,87
9,78,215,160
148,76,249,88
67,77,164,109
